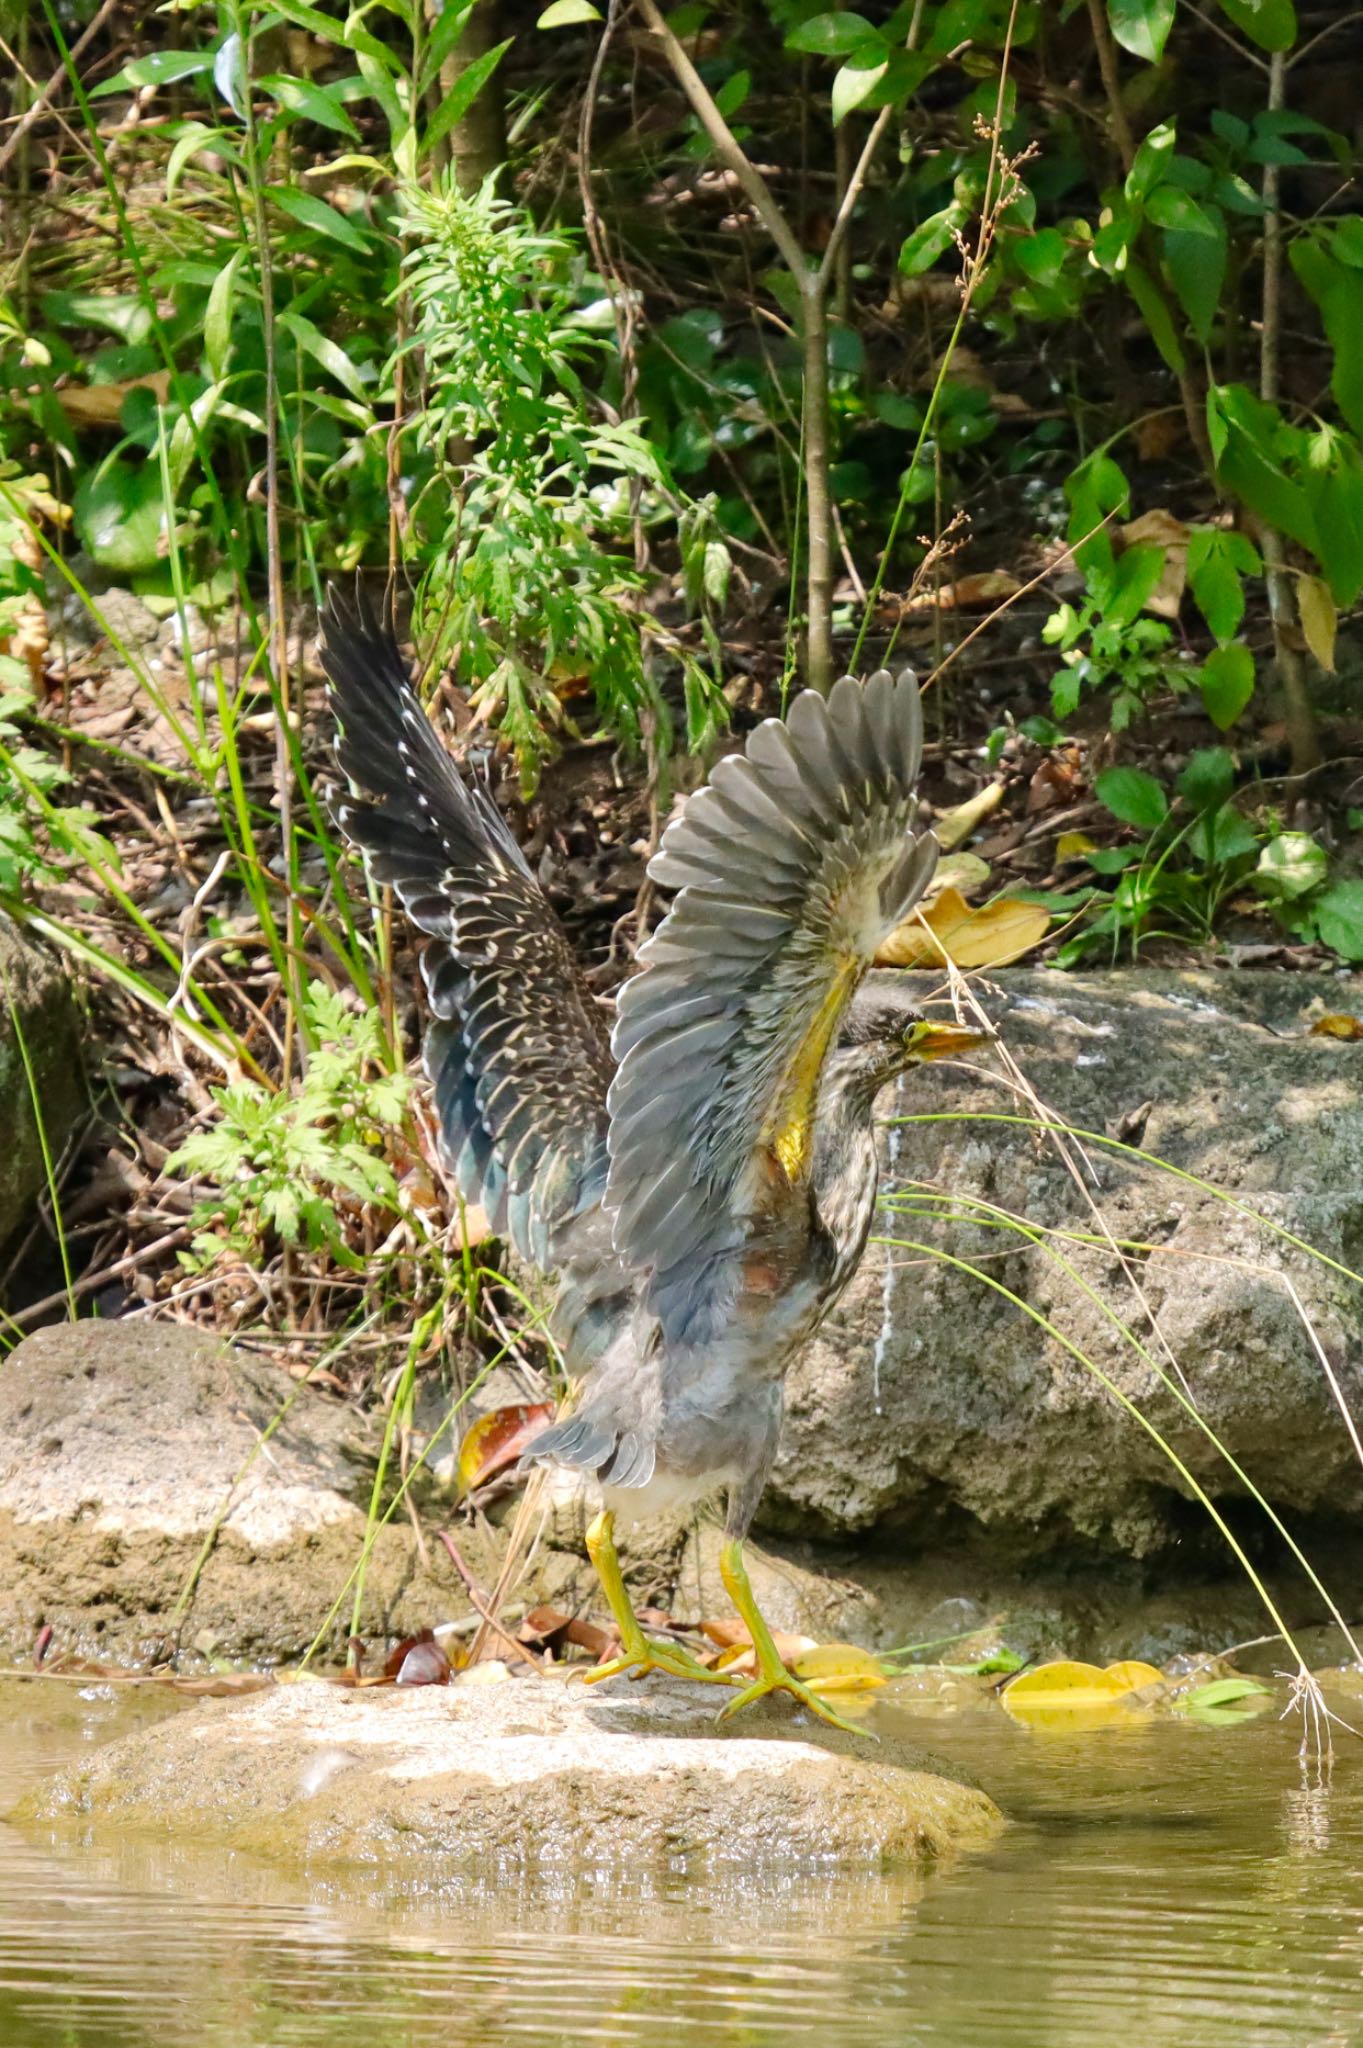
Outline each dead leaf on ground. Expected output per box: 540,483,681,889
518,1604,617,1663
1056,830,1097,862
877,887,1050,970
456,1400,555,1495
701,1618,818,1674
384,1628,452,1687
904,571,1022,613
1311,1013,1363,1040
57,370,172,429
934,781,1004,851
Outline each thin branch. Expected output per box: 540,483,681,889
633,0,808,281
0,0,118,175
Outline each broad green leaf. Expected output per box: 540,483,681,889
422,37,512,157
1163,219,1226,343
1187,527,1258,642
1107,0,1175,60
203,248,243,381
90,48,214,96
1304,434,1363,606
1145,185,1218,236
1256,831,1327,899
1215,0,1296,51
1190,801,1259,866
1181,1676,1270,1708
214,31,247,120
270,186,370,253
1211,385,1317,553
899,205,963,276
1015,226,1067,285
1289,240,1363,439
832,53,887,124
1123,259,1184,373
1177,746,1235,811
73,460,170,574
1095,766,1169,829
1314,881,1363,961
538,0,601,21
1106,540,1167,626
260,74,361,139
269,0,352,44
277,309,371,404
1200,641,1255,729
785,11,879,56
714,69,751,119
1126,120,1176,203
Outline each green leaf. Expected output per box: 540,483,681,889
1126,121,1176,204
1145,185,1218,236
1106,540,1168,625
270,186,370,253
1211,385,1318,554
1314,881,1363,960
1123,259,1184,373
1187,527,1258,642
1163,219,1226,344
1214,0,1296,51
538,0,601,21
1107,0,1176,59
1014,226,1067,285
277,308,370,403
899,205,963,276
90,48,215,96
1200,642,1255,729
1181,1676,1271,1709
1095,766,1169,829
213,31,247,120
73,460,170,574
1256,831,1327,900
203,248,243,382
832,53,888,124
421,37,512,157
785,11,879,55
1289,240,1363,439
1304,432,1363,607
260,74,360,139
1177,746,1235,811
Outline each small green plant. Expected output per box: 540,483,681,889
398,175,727,785
1055,750,1363,964
168,987,410,1272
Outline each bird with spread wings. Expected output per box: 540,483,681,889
321,589,985,1730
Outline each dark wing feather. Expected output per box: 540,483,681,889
605,669,937,1346
319,586,615,1301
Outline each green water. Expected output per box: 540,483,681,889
3,1677,1363,2047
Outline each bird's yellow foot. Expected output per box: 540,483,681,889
581,1638,737,1689
715,1535,876,1738
581,1507,737,1691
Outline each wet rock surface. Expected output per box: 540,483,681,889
773,967,1363,1557
0,914,81,1250
14,1669,1003,1881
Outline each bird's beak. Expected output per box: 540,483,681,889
905,1020,993,1062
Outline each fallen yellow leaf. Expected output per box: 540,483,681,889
1056,830,1097,862
934,782,1004,853
1101,1660,1165,1693
57,370,172,428
1001,1657,1159,1731
1311,1013,1363,1041
877,887,1050,969
793,1642,887,1694
1119,507,1189,619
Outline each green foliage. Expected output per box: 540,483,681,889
1052,746,1361,965
168,986,410,1272
396,176,726,785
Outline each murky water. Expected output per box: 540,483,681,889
3,1676,1363,2046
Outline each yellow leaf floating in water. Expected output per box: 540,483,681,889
793,1642,888,1695
1002,1658,1159,1733
877,886,1051,970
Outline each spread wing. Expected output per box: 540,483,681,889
604,669,937,1345
319,586,615,1280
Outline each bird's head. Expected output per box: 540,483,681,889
831,1001,992,1103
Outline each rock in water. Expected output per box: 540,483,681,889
0,914,80,1247
16,1673,1002,1879
773,969,1363,1557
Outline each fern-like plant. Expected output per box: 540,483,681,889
396,175,726,785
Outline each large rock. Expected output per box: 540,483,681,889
0,913,81,1246
0,1320,473,1662
16,1668,1002,1880
770,969,1363,1558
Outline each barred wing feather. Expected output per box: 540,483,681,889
605,669,937,1345
320,587,614,1285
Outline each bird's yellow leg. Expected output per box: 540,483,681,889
579,1509,736,1688
715,1537,872,1736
